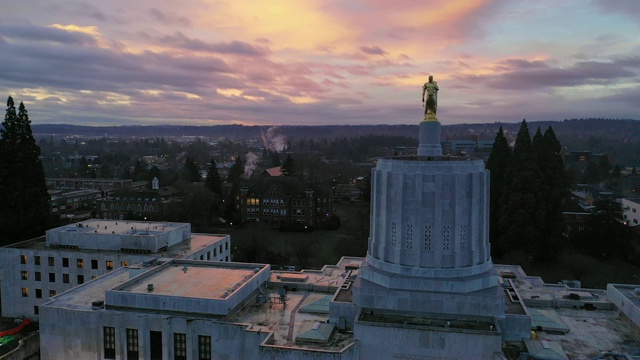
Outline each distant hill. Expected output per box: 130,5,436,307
32,118,640,143
30,119,640,164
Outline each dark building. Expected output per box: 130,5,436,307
96,188,182,220
238,176,332,228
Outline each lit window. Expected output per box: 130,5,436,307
21,287,29,297
103,327,116,359
106,261,114,270
49,290,56,297
20,255,27,264
21,271,28,280
121,261,128,267
77,259,84,269
198,335,211,360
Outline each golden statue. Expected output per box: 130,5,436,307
422,75,439,121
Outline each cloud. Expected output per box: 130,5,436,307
70,2,109,22
0,24,97,45
456,57,640,91
592,0,640,17
159,32,270,57
360,46,387,56
148,8,191,27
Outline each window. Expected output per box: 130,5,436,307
35,272,41,281
91,259,98,269
198,335,211,360
49,290,56,297
49,273,55,283
77,259,84,269
20,255,27,264
35,289,42,298
225,242,229,250
207,252,211,260
48,257,55,266
34,256,41,265
77,275,84,284
34,306,39,315
106,260,114,270
63,274,70,284
219,245,223,254
126,328,139,360
21,271,28,280
62,258,69,267
174,333,187,360
104,327,116,359
213,248,217,256
21,287,29,297
121,261,128,267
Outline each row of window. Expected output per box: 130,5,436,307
22,287,57,298
104,327,211,360
21,272,95,285
101,203,159,212
20,255,126,270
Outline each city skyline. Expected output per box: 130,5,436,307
1,1,639,126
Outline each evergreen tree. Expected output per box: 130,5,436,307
225,155,244,221
497,120,541,259
226,156,244,184
486,126,511,257
205,159,223,197
183,156,200,182
281,154,296,176
148,166,162,183
133,159,147,181
0,97,52,245
533,126,569,260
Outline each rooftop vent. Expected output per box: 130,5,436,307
91,300,104,309
147,284,154,292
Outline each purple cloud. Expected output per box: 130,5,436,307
0,24,97,46
458,57,640,91
159,32,270,57
360,46,387,56
149,8,191,27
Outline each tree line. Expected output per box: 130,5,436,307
486,120,570,263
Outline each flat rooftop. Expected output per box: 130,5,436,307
496,264,640,359
228,257,363,350
120,262,258,300
49,219,183,236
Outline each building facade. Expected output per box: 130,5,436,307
622,198,640,226
96,189,182,220
0,220,230,319
238,177,332,228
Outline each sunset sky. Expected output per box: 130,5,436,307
1,1,639,126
